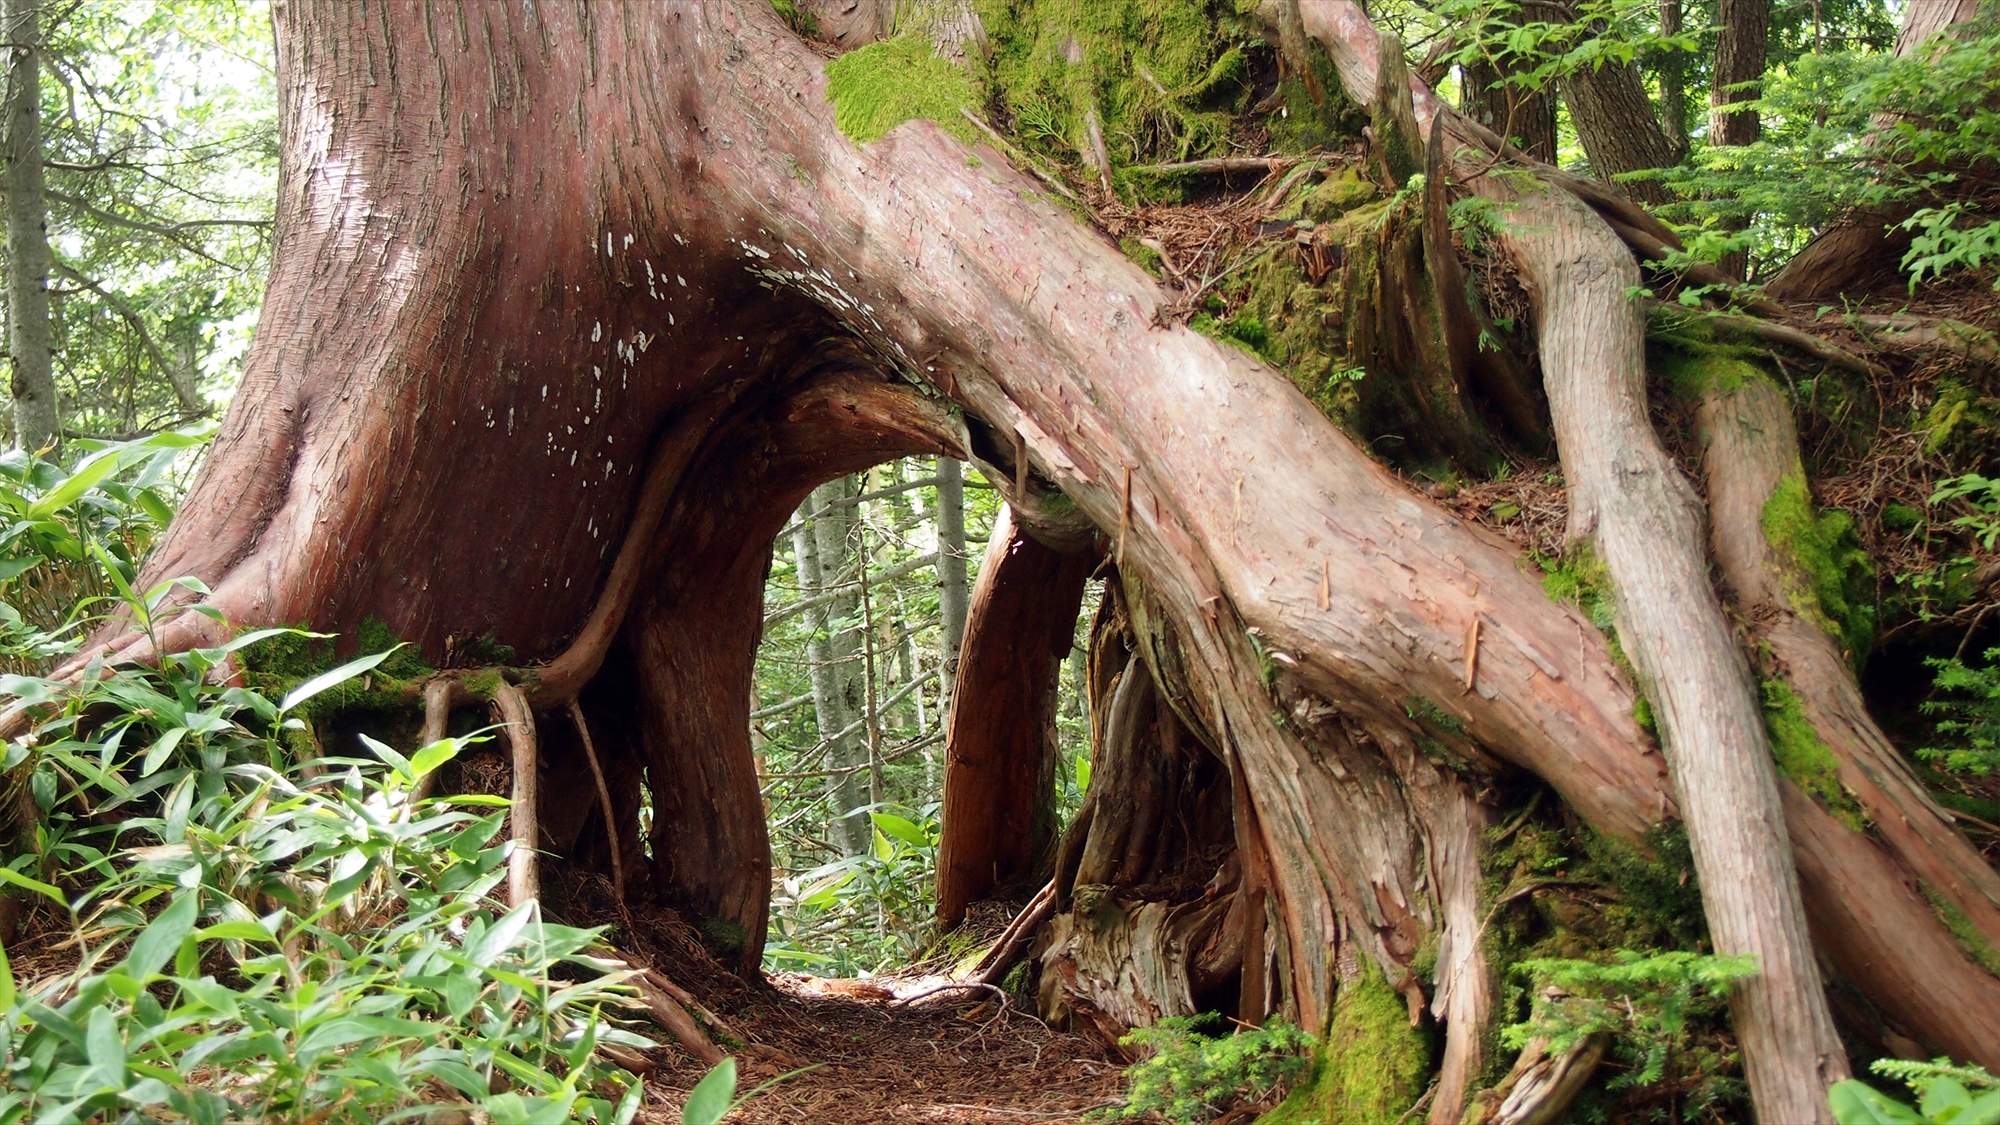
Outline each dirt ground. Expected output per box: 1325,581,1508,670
570,889,1132,1124
633,973,1128,1124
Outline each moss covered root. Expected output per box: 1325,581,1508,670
1262,959,1430,1124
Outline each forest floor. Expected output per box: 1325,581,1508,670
573,891,1131,1124
640,973,1127,1124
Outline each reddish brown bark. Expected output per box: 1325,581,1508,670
934,506,1095,929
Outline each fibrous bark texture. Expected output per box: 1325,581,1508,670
53,5,1997,1122
1709,0,1768,146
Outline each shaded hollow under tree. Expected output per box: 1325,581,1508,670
23,3,2000,1122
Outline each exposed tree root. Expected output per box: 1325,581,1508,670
569,698,627,908
493,681,540,909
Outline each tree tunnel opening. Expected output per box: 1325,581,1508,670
749,455,1100,977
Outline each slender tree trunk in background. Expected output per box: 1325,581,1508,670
1560,55,1680,205
3,0,55,452
1710,0,1769,278
169,319,204,417
1710,0,1768,146
1656,0,1689,155
1456,58,1560,162
1460,58,1557,164
935,456,970,713
795,476,871,856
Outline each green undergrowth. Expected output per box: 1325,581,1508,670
1103,1014,1314,1123
1261,959,1429,1125
824,33,982,145
1474,802,1748,1120
976,0,1261,196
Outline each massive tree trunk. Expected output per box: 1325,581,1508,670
32,2,1999,1121
3,0,55,451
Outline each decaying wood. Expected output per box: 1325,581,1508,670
1131,155,1303,176
1463,1032,1609,1125
1845,313,2000,369
631,970,725,1067
971,879,1056,986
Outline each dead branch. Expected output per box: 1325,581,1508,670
1130,156,1303,176
973,880,1059,987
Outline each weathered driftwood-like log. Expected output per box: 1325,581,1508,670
1299,5,1849,1115
1686,360,2000,1062
1462,1032,1609,1125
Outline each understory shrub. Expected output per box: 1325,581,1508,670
0,585,651,1123
1103,1014,1315,1124
1831,1058,2000,1124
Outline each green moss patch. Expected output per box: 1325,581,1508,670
825,34,982,146
1262,958,1429,1125
1920,881,2000,977
975,0,1262,191
1761,678,1866,830
1761,470,1877,667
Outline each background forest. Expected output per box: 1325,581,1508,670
0,0,1995,1122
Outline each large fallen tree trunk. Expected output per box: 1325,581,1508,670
18,2,1997,1121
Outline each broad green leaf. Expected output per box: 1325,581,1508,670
869,811,930,847
122,892,199,981
467,901,535,966
442,971,480,1019
359,732,412,778
0,932,15,1015
0,556,42,583
26,451,125,520
1961,1090,2000,1125
196,921,275,944
140,727,186,777
1924,1078,1974,1121
681,1057,737,1125
408,738,462,781
0,865,69,908
1829,1080,1927,1125
86,1006,125,1070
281,646,400,713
